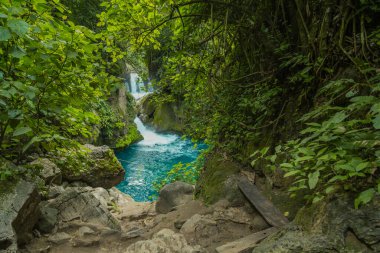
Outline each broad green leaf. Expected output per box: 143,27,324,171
8,109,22,119
260,146,269,155
329,112,347,124
281,163,294,168
325,185,337,194
373,115,380,129
8,6,26,16
7,19,30,37
354,188,375,209
22,136,41,153
0,26,11,41
10,46,26,58
371,103,380,113
284,170,300,177
295,156,314,162
0,13,8,19
0,90,11,99
13,127,32,137
328,175,348,183
356,162,369,172
308,171,320,189
312,195,324,204
350,96,377,105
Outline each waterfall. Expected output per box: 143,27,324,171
129,73,149,99
134,117,177,146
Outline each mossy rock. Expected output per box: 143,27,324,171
115,123,143,149
138,94,185,133
51,144,124,189
152,102,184,133
195,150,244,205
253,195,380,253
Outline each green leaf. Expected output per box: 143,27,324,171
371,103,380,113
8,109,22,119
295,156,314,162
0,13,8,19
328,175,348,183
308,171,320,189
329,112,347,124
356,162,369,172
260,146,270,155
354,188,375,209
325,185,337,194
0,26,11,41
312,195,324,204
373,115,380,129
7,19,30,37
22,136,41,153
281,163,294,169
8,6,26,16
284,170,300,177
10,46,26,58
13,127,32,137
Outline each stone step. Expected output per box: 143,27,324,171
215,227,278,253
238,178,289,227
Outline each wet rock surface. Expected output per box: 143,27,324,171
11,173,379,253
0,180,40,252
43,186,121,230
156,181,194,214
30,158,62,185
125,229,205,253
57,144,125,189
252,196,380,253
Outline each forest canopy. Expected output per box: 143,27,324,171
0,0,379,207
99,0,380,207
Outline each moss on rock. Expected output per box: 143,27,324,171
195,150,243,204
115,124,143,149
51,144,124,189
138,94,185,133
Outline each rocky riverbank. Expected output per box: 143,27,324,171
1,143,380,253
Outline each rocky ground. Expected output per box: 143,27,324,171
20,181,269,253
1,144,379,253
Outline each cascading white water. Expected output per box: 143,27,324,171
129,73,148,99
116,73,207,201
134,117,177,146
129,73,177,146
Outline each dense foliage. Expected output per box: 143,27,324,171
1,0,379,207
0,0,123,161
100,0,380,206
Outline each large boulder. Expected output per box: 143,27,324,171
36,205,59,234
0,180,40,252
30,158,62,185
138,94,185,133
125,229,206,253
252,195,380,253
42,187,121,230
195,150,243,205
53,144,125,189
156,181,194,214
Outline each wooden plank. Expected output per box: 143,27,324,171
215,227,278,253
238,178,289,227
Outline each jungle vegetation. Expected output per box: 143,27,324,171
100,0,380,207
1,0,380,207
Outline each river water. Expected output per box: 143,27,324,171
115,74,206,201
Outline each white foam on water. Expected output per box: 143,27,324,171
134,117,178,146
